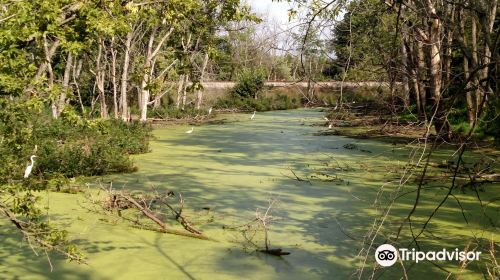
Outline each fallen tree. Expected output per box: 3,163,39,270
87,185,209,240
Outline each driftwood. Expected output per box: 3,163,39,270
163,193,203,235
98,186,209,240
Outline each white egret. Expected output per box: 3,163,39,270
323,117,329,121
333,103,338,110
328,123,333,129
185,127,194,134
250,111,256,120
208,107,213,115
24,155,37,178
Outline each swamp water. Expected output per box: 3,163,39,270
1,109,498,279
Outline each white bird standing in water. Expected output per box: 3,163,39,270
186,127,194,134
24,155,37,178
250,111,256,120
323,117,329,121
328,123,333,129
208,107,213,115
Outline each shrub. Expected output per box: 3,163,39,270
0,99,152,183
230,68,266,99
214,92,301,112
148,106,206,119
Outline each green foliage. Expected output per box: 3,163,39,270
342,86,388,103
478,98,500,146
0,99,151,182
215,92,301,111
0,97,151,262
33,124,131,178
331,0,399,81
230,68,266,98
398,105,419,123
447,100,469,125
148,106,207,119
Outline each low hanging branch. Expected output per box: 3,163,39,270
97,185,209,240
0,203,85,265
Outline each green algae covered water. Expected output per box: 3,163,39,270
1,109,498,279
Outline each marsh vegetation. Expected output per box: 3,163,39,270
0,0,499,279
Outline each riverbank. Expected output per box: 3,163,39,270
319,101,500,150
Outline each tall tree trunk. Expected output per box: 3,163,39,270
42,35,57,119
195,53,209,110
176,74,185,109
400,40,410,109
73,59,85,115
96,39,108,119
416,39,427,118
139,29,156,122
307,59,315,101
181,75,189,110
459,9,476,126
55,53,73,118
478,0,497,111
121,32,133,121
441,4,455,89
111,37,119,119
471,16,481,115
140,27,174,122
407,40,421,116
426,2,449,139
427,19,442,102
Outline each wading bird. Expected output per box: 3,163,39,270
208,107,213,115
323,117,329,121
250,111,256,120
328,123,333,129
24,155,37,178
186,127,194,134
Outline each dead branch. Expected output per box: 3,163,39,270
0,203,85,264
225,197,290,256
285,168,312,185
162,193,203,235
97,186,209,240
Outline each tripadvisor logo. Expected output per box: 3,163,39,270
375,244,482,267
375,244,398,267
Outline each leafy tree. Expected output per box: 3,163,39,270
231,68,266,99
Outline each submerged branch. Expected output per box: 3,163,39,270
97,186,209,240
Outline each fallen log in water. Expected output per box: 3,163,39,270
96,185,210,240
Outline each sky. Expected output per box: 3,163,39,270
247,0,293,27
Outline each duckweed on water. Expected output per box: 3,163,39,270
0,109,498,279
